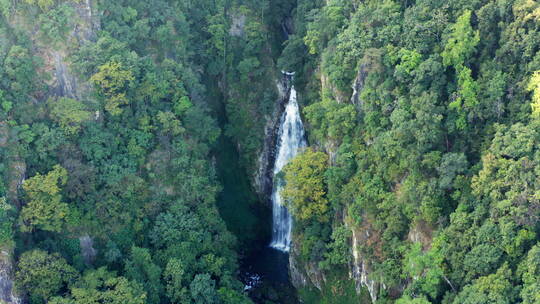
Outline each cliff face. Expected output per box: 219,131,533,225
350,224,381,302
0,247,22,304
0,119,23,304
254,75,290,205
289,240,326,291
39,1,99,101
0,93,23,304
285,62,386,303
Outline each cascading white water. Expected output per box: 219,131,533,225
270,81,307,252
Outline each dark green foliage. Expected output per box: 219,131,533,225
304,98,357,144
3,0,540,303
2,1,257,303
190,273,219,304
15,250,79,304
49,267,147,304
124,247,163,304
280,0,540,303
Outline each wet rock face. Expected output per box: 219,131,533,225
289,252,308,288
0,122,8,147
281,16,294,39
33,0,100,101
6,161,25,209
53,51,79,99
1,126,25,304
351,49,383,113
230,13,246,37
351,63,368,108
320,72,346,104
53,0,100,98
0,249,22,304
254,76,291,205
79,235,97,266
288,240,326,291
76,0,99,41
407,221,433,250
350,226,380,303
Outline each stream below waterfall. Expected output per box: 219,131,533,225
214,131,299,303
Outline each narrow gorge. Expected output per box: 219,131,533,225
2,1,540,304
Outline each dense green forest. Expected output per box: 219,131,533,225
1,0,540,303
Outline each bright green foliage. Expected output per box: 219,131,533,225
0,90,12,115
173,96,192,116
49,267,147,304
442,10,480,130
31,123,66,169
24,0,54,11
20,165,69,232
463,236,504,280
4,45,39,98
48,97,91,135
149,198,240,302
23,0,82,11
320,225,351,268
218,287,252,304
396,296,432,304
527,70,540,119
15,249,79,304
398,172,444,224
472,123,539,227
156,111,184,136
5,0,540,303
304,1,349,55
402,242,444,299
304,99,357,144
90,61,134,115
0,0,11,17
206,12,227,74
282,149,329,222
281,0,540,302
442,10,480,68
451,67,479,130
389,47,423,78
1,1,257,303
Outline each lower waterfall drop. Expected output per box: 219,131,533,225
270,77,307,252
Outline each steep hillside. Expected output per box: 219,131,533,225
0,0,288,303
278,0,540,303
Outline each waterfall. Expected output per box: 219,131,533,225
270,79,307,252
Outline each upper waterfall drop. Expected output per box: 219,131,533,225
270,76,307,252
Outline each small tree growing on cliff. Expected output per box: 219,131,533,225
15,249,78,303
48,97,91,135
90,60,134,115
20,165,69,232
282,148,329,223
